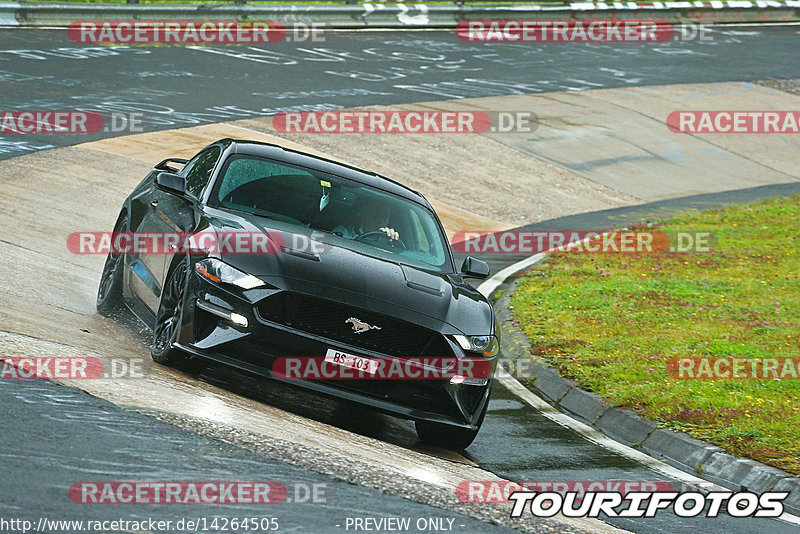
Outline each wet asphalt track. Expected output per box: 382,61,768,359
0,377,516,534
2,26,800,159
2,27,800,533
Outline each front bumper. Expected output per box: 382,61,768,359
177,274,495,429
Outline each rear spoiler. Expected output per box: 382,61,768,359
154,157,189,173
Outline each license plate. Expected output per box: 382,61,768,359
324,348,378,375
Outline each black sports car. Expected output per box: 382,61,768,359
97,138,498,450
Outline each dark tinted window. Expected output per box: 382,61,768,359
211,156,450,272
182,146,221,198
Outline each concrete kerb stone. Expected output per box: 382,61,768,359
595,408,657,448
773,478,800,516
739,460,793,494
641,429,721,473
700,452,754,489
698,452,796,494
558,387,610,425
533,368,573,403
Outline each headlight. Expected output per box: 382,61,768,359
195,258,264,289
454,335,499,357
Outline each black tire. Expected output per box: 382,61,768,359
415,392,489,451
151,259,189,366
96,215,127,315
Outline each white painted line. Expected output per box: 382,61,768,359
478,251,546,299
477,243,800,527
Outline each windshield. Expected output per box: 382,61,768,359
210,155,451,272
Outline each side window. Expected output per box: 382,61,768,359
182,146,221,198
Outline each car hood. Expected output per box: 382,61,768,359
203,209,493,335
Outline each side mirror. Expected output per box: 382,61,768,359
155,172,186,196
461,256,490,279
155,157,189,173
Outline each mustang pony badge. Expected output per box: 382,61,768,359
345,317,381,334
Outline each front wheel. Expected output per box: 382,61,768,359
151,260,189,366
415,394,489,451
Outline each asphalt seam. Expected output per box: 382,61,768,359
0,237,93,272
582,82,800,184
496,144,645,204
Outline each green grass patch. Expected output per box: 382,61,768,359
511,195,800,473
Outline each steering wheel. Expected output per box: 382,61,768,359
355,230,407,250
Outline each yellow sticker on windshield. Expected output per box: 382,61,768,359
320,180,331,188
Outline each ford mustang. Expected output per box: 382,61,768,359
96,138,498,450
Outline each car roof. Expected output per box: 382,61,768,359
225,139,432,209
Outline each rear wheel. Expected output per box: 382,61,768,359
415,393,489,451
96,215,127,315
151,260,189,366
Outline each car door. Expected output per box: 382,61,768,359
128,145,221,315
157,144,222,287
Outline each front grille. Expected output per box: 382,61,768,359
257,292,448,358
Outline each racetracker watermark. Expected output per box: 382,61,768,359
668,111,800,133
273,356,491,381
452,230,714,254
667,357,800,379
508,490,788,518
1,517,279,533
457,481,675,503
1,111,144,134
0,111,103,134
0,356,145,380
456,20,713,43
67,21,326,45
68,482,328,504
68,231,287,255
272,110,537,134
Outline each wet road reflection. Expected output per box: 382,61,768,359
198,362,424,451
0,378,519,533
